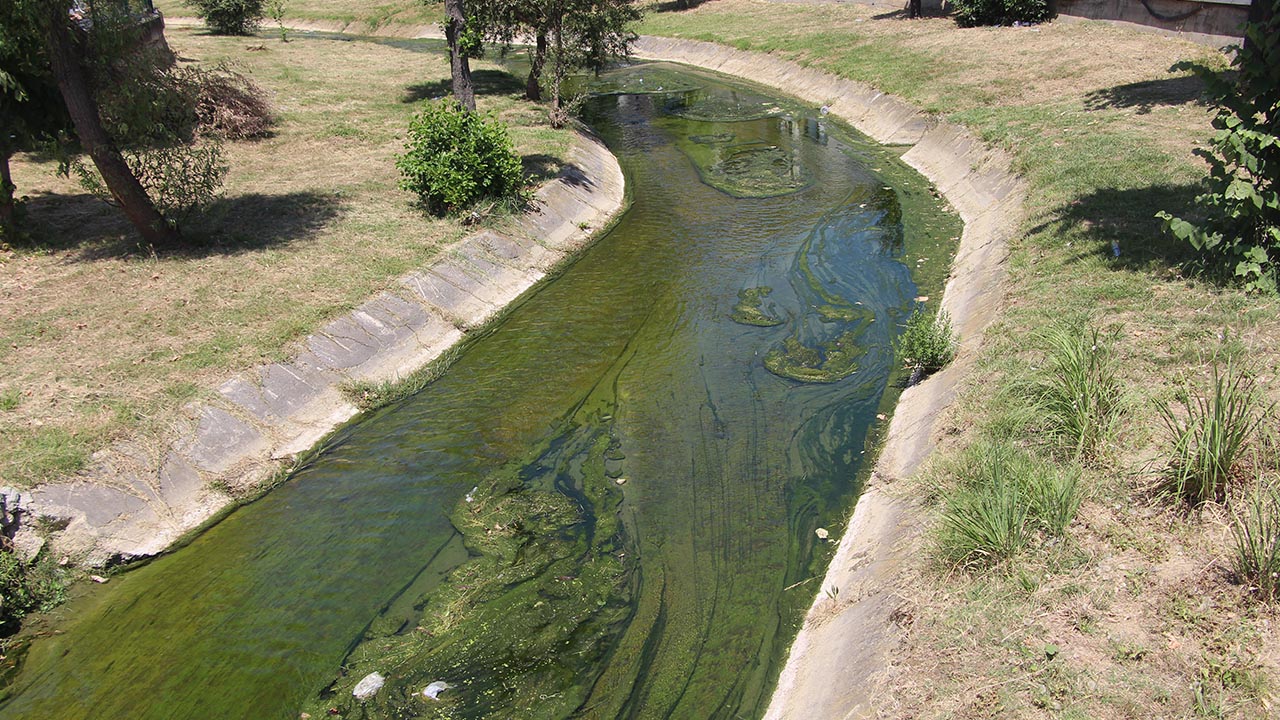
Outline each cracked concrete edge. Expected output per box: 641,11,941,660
22,131,625,568
622,37,1022,720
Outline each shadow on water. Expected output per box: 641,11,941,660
402,70,527,103
1030,183,1205,272
15,190,346,262
1083,74,1210,115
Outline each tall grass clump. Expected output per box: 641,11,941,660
896,309,957,380
1230,480,1280,602
1036,324,1123,461
1157,363,1269,505
937,443,1083,570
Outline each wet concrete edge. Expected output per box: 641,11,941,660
16,131,626,567
629,36,1024,719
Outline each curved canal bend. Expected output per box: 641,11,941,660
0,54,958,720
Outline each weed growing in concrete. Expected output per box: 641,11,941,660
896,308,956,378
1036,323,1122,462
1157,363,1269,505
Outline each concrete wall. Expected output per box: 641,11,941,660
1057,0,1249,47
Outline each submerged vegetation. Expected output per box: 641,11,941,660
306,428,634,719
730,286,785,326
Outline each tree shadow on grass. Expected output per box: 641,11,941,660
403,70,527,103
1083,74,1210,115
1030,183,1206,274
16,190,347,262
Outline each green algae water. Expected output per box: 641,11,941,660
0,52,958,720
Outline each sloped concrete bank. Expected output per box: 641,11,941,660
11,132,625,567
631,37,1024,718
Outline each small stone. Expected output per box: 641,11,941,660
914,295,929,302
300,714,311,720
90,574,109,584
815,528,830,540
422,681,451,700
352,672,385,700
615,477,627,485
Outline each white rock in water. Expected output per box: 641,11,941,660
352,672,385,700
422,681,451,700
815,528,830,540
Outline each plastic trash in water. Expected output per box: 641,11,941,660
352,672,385,701
423,681,451,700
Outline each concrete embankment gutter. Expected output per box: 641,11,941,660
631,36,1024,718
14,132,626,567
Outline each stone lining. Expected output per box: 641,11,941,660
16,132,626,567
630,36,1024,719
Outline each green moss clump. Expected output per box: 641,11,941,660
731,287,785,327
764,330,865,383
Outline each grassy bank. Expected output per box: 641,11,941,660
636,1,1280,716
1,28,570,488
154,0,443,32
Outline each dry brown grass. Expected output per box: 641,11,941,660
0,28,569,487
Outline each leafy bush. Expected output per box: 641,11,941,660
1231,481,1280,602
186,0,266,36
396,100,526,217
1157,4,1279,293
953,0,1052,27
1036,324,1123,461
0,549,67,636
1157,363,1269,505
896,308,957,377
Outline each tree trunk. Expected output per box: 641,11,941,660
445,0,476,112
44,8,177,246
0,148,15,238
525,31,547,102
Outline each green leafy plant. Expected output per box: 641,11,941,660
953,0,1051,27
1157,4,1280,293
1230,481,1280,602
1157,363,1269,505
896,308,957,378
1036,323,1123,461
0,550,67,636
396,100,526,217
266,0,288,42
186,0,267,36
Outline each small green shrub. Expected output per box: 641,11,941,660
1036,324,1123,461
185,0,266,36
896,309,957,377
396,100,526,217
0,550,67,636
937,442,1084,570
1156,3,1279,293
1230,481,1280,602
1157,363,1269,505
953,0,1052,27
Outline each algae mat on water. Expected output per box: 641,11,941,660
0,62,958,720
